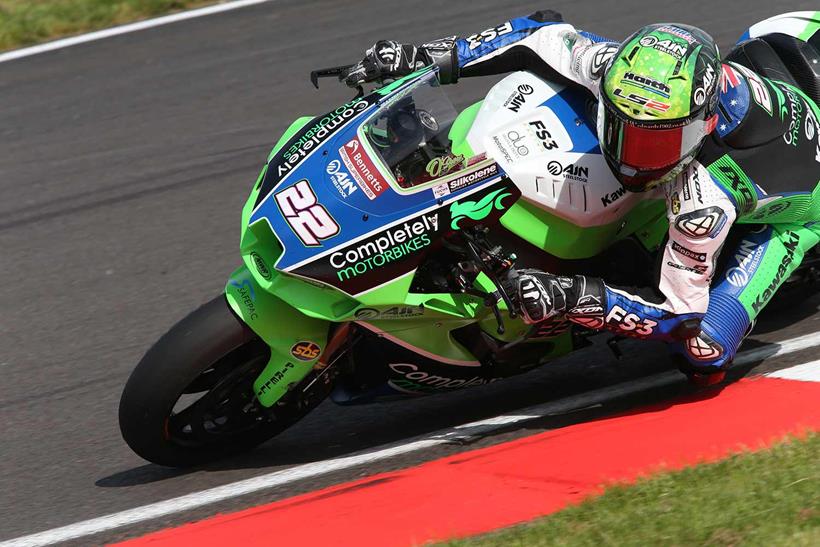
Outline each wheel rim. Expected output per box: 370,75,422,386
164,342,271,447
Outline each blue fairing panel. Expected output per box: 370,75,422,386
540,89,601,154
248,77,508,274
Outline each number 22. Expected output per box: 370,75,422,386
275,180,339,246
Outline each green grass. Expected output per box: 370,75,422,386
0,0,219,51
443,433,819,547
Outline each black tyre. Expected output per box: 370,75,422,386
119,295,327,467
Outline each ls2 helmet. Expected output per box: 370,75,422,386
598,24,721,191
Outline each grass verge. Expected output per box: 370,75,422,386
444,433,819,546
0,0,219,51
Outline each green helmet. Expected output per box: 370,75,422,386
598,24,721,192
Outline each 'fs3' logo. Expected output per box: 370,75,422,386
605,305,657,337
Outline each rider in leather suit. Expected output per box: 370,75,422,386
343,11,820,384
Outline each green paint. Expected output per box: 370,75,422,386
225,266,331,407
797,11,820,41
450,188,512,229
603,28,700,120
449,100,483,158
500,199,667,259
707,155,758,215
267,116,315,162
732,223,820,320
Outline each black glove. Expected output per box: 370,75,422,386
511,270,607,326
342,40,430,88
342,38,458,88
513,270,570,324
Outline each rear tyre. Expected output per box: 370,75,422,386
119,295,326,467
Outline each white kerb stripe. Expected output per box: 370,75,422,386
733,331,820,365
0,0,274,64
766,360,820,382
2,329,820,547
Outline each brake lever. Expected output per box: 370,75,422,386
464,239,518,320
309,64,355,89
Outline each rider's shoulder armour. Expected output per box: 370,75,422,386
715,63,787,147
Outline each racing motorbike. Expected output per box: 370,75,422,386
119,12,820,466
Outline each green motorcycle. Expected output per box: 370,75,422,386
119,40,818,465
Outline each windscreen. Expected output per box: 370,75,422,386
364,72,461,188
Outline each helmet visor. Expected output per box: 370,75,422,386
598,99,716,173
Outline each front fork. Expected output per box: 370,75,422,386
224,266,331,407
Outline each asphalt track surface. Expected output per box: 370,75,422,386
1,0,818,544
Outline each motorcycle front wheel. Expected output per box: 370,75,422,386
118,295,325,467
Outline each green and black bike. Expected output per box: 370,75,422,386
119,13,820,467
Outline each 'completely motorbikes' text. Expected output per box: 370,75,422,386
331,213,438,281
277,100,370,178
389,363,494,392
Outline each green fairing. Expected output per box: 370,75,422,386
229,67,668,409
357,281,574,364
450,188,512,229
268,116,315,162
225,266,330,407
449,100,482,158
500,198,667,259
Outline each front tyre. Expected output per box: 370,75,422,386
119,296,324,467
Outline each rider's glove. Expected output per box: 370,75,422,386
342,38,458,88
511,270,607,326
513,270,570,324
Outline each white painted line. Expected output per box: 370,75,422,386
767,359,820,382
734,331,820,366
0,373,682,547
3,330,820,547
0,0,273,64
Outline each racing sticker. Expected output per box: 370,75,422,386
671,241,706,263
448,179,520,230
274,179,340,246
432,162,501,198
326,159,358,198
255,97,375,208
291,341,322,361
339,137,388,200
605,305,657,338
293,210,441,295
734,64,773,115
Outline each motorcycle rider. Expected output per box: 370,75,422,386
343,11,820,385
